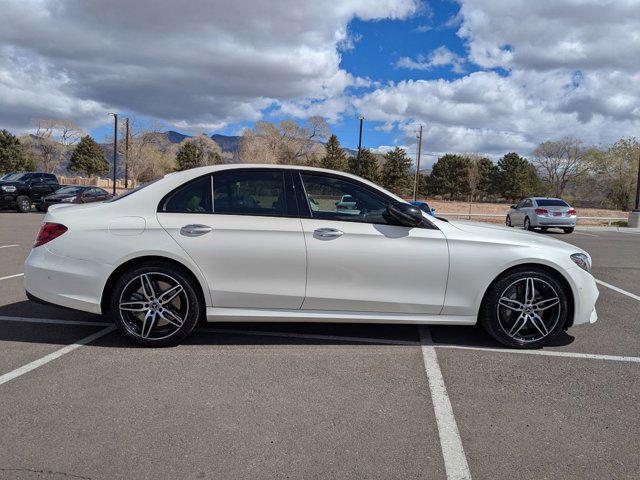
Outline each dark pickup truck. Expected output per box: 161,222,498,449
0,172,61,212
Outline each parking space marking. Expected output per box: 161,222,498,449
419,327,472,480
0,273,23,281
0,315,111,327
434,344,640,363
0,325,115,386
596,279,640,302
573,231,600,237
0,244,19,249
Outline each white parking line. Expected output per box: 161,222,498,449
419,327,472,480
0,326,115,386
0,244,19,249
573,231,600,237
434,344,640,363
0,273,24,281
596,279,640,302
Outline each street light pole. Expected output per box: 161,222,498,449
630,150,640,228
124,117,129,189
412,125,423,201
108,113,118,196
356,116,364,176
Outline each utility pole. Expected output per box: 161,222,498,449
630,150,640,228
124,117,130,189
412,125,423,201
356,116,364,176
108,113,118,196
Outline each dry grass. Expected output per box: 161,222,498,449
409,198,629,225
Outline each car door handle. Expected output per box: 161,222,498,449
314,227,344,238
180,224,212,237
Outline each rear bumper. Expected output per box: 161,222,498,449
24,244,110,315
534,216,577,227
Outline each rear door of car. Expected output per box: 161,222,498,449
156,169,307,309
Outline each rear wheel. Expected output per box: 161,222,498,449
540,227,548,232
110,262,201,347
16,196,31,213
524,217,533,231
563,227,574,234
505,216,512,227
480,268,569,348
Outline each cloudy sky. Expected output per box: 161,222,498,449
1,0,639,165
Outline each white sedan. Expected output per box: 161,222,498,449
24,165,599,348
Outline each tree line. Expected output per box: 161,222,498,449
1,117,638,210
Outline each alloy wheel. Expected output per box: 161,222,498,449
118,272,189,340
496,277,561,344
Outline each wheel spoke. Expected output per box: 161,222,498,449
140,274,156,300
158,284,183,305
508,313,528,337
160,308,184,328
524,277,536,304
533,297,559,311
529,312,549,337
499,297,524,312
119,300,147,312
141,311,157,338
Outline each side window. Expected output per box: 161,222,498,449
162,175,212,213
213,170,287,216
300,173,392,225
523,199,533,208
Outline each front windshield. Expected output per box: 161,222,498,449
4,173,29,181
55,186,84,195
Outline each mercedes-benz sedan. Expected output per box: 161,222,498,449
25,165,598,348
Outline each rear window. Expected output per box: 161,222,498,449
536,199,569,207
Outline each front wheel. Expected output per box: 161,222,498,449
110,262,201,346
480,268,569,348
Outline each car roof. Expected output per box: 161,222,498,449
530,197,565,201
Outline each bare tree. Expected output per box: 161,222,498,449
533,137,588,198
20,134,64,173
238,117,328,165
33,119,84,146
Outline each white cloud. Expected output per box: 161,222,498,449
365,0,640,157
0,0,419,131
396,46,466,73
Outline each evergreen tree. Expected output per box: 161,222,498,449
427,154,471,200
348,148,379,183
321,134,347,171
68,135,109,177
380,147,412,195
0,129,35,173
496,152,542,201
476,157,499,199
176,142,199,171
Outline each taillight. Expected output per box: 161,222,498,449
34,222,68,248
568,209,577,215
534,208,548,214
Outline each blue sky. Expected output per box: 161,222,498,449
3,0,639,164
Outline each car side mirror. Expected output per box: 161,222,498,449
386,202,423,227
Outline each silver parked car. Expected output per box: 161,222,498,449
506,197,577,233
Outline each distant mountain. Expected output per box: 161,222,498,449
210,134,241,152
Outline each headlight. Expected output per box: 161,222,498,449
571,253,591,272
1,185,16,192
61,196,76,203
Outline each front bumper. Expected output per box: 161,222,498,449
567,264,599,327
1,194,17,209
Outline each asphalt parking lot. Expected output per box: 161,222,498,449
1,212,639,480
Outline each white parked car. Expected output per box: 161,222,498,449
25,165,599,348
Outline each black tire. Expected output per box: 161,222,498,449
540,227,548,232
563,227,574,234
110,261,201,347
524,217,533,231
15,196,31,213
505,216,512,227
36,204,47,212
480,267,569,348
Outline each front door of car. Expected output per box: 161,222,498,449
297,172,449,314
512,200,526,225
156,170,306,309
